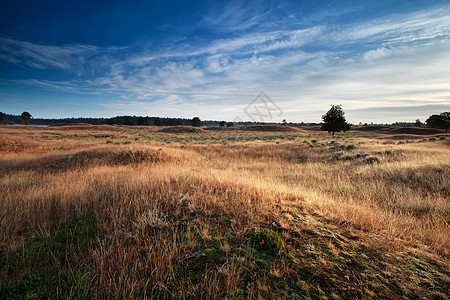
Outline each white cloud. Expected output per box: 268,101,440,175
201,0,281,32
0,38,123,75
1,4,449,122
330,7,450,45
363,47,392,61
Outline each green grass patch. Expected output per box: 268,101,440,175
252,228,285,255
0,217,97,299
345,144,355,150
341,155,354,161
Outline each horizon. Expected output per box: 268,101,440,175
1,112,432,126
1,1,449,123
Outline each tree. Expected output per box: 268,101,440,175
123,116,135,125
281,119,287,125
415,119,422,127
153,117,162,126
0,112,5,124
137,116,150,126
191,117,201,127
321,105,351,135
219,121,226,127
20,111,32,125
426,112,450,132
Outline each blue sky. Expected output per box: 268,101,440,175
0,0,449,123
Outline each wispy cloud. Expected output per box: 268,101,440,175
201,0,283,32
329,6,450,45
1,3,449,122
0,38,123,75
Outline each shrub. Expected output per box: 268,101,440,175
297,155,308,163
365,157,380,164
342,155,354,161
346,144,355,150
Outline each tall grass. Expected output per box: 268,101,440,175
1,125,449,298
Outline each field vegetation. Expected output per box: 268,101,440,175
0,124,449,299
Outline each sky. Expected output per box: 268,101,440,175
0,0,449,123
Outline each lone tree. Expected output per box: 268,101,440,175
20,111,32,125
191,117,201,127
0,112,5,124
426,112,450,132
321,105,351,135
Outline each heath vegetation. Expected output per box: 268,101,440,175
0,124,449,299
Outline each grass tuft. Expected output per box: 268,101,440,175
365,156,380,164
253,228,285,255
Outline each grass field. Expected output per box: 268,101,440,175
0,124,449,299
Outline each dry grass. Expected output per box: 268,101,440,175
0,125,449,298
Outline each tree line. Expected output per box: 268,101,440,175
0,113,218,127
320,106,449,134
1,109,449,133
0,112,32,125
0,113,265,127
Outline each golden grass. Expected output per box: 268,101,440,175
0,125,449,298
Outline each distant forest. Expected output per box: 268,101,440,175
0,114,271,126
0,113,430,127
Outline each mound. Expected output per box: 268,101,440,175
121,125,159,131
206,125,308,133
351,126,391,132
383,134,431,140
384,127,444,135
241,125,307,133
156,126,205,133
204,126,238,131
50,123,92,127
1,147,168,173
94,125,118,131
299,125,321,131
49,123,117,131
